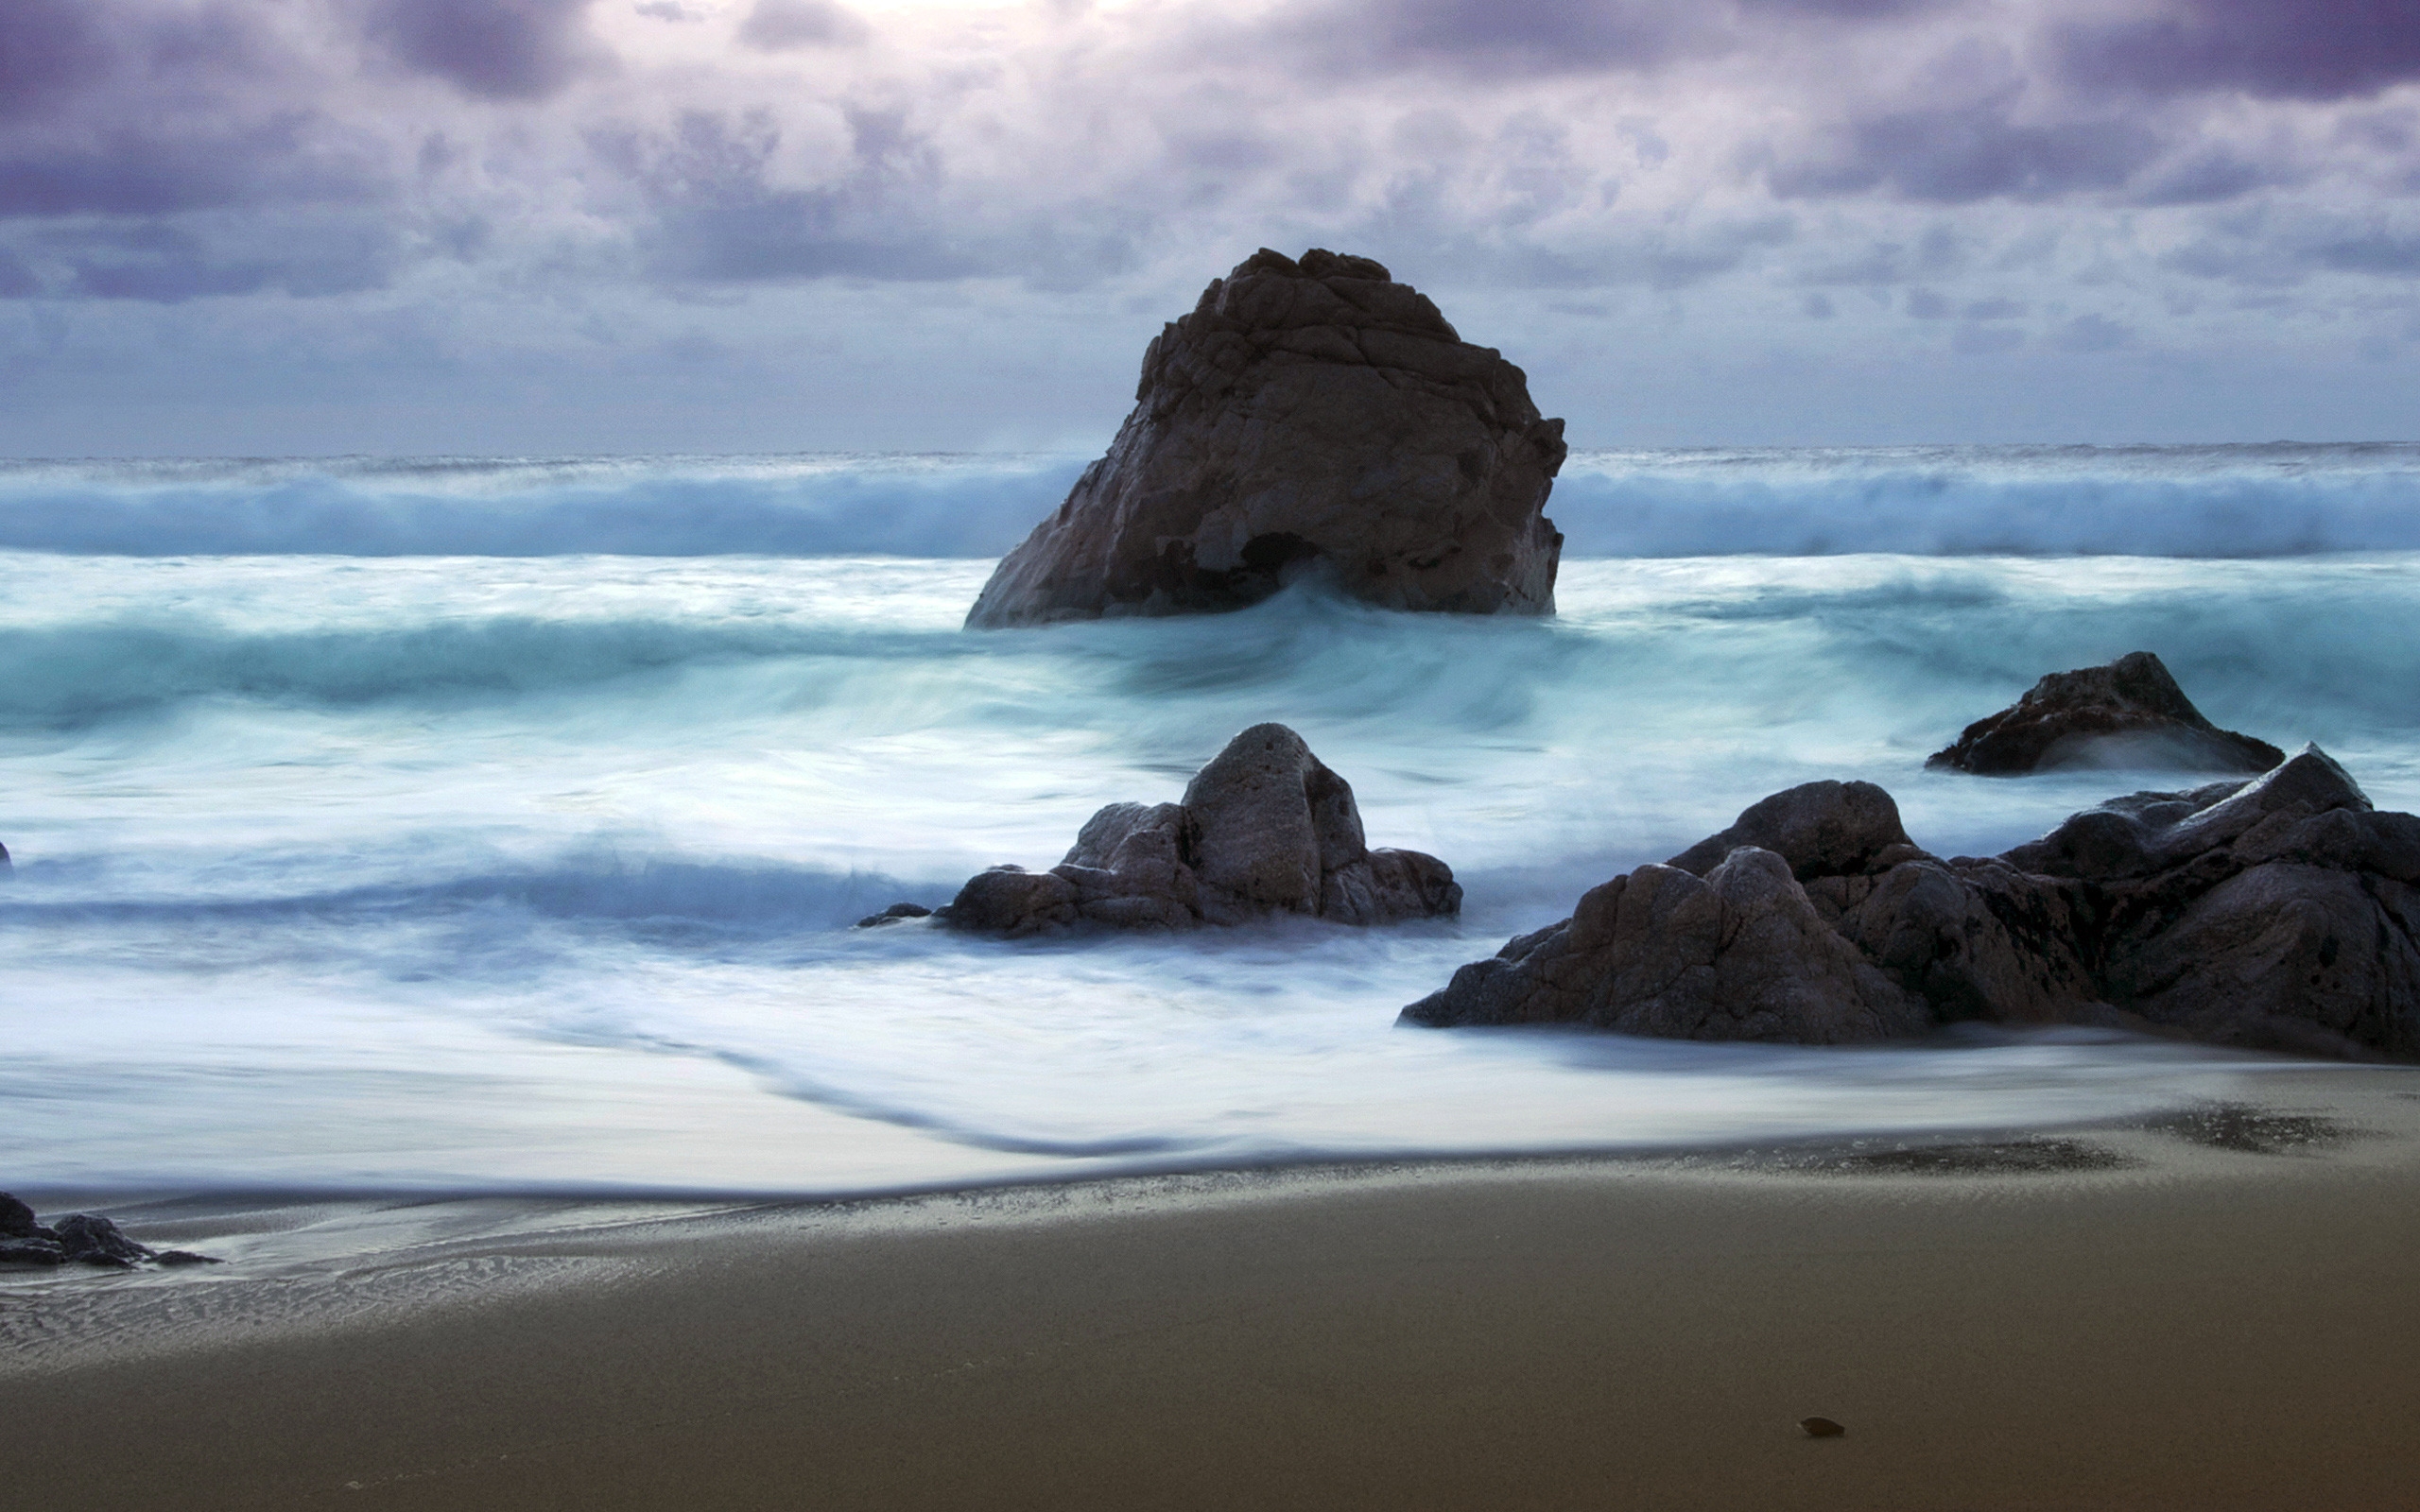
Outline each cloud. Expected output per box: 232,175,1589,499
1772,94,2164,202
0,219,398,302
0,0,114,122
2130,146,2297,206
2051,312,2131,352
611,108,980,284
1278,0,1728,80
0,118,381,217
2057,0,2420,103
736,0,869,51
363,0,609,100
0,0,2413,450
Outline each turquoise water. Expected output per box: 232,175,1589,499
5,447,2418,1193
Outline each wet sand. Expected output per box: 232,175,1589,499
8,1066,2420,1510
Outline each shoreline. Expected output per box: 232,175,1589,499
8,1066,2420,1507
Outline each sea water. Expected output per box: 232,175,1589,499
5,445,2419,1194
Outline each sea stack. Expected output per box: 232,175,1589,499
965,249,1568,628
1929,651,2283,775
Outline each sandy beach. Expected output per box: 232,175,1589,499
6,1065,2417,1510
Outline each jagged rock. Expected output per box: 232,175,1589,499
1403,848,1928,1041
941,723,1460,936
1928,651,2284,775
1404,746,2420,1059
965,248,1567,627
1821,856,2102,1026
0,1238,64,1265
56,1212,152,1268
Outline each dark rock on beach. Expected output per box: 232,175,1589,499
56,1212,153,1267
856,902,933,928
0,1194,214,1270
938,723,1461,937
1928,651,2283,776
965,248,1566,628
1,1191,52,1241
1405,745,2420,1060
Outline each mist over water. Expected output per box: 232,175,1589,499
5,446,2418,1194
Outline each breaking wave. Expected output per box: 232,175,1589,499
3,443,2417,558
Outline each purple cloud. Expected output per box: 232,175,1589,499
0,118,379,217
0,0,113,121
363,0,607,100
1282,0,1726,79
736,0,869,51
1773,94,2164,202
607,109,982,284
2057,0,2420,102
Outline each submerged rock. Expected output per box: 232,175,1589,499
0,838,10,872
1405,746,2420,1059
965,248,1566,628
940,723,1460,936
1928,651,2283,775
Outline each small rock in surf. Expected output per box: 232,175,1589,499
1927,651,2282,775
940,723,1461,936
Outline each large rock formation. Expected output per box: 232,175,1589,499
965,249,1567,628
1405,747,2420,1060
1928,651,2283,775
928,723,1461,936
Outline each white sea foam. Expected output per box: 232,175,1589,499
3,443,2418,559
5,532,2411,1194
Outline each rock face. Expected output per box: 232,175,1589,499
965,248,1567,628
1928,651,2283,775
1405,746,2420,1060
1407,848,1929,1043
935,723,1461,936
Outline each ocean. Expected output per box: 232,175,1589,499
6,444,2418,1195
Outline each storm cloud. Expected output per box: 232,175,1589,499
0,0,2412,451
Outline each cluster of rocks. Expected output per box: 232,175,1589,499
873,723,1461,938
1929,650,2282,776
1,1192,217,1269
964,248,1567,628
1404,746,2420,1060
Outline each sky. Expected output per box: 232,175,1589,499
3,0,2419,455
